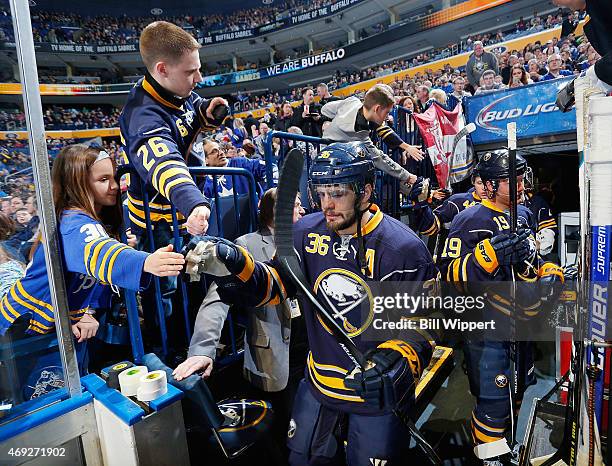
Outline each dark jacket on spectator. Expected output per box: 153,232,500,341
244,115,260,138
291,103,322,137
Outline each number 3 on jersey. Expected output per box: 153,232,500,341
137,136,170,170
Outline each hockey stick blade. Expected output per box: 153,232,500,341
273,148,442,466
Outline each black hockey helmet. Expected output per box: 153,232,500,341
476,149,527,182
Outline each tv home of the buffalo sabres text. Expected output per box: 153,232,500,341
372,293,495,332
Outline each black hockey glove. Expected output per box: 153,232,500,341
344,347,415,413
538,263,565,305
489,228,532,267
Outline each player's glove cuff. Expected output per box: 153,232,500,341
474,238,500,274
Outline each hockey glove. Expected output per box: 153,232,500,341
407,177,431,208
344,346,416,413
538,263,565,305
182,235,253,281
489,228,532,266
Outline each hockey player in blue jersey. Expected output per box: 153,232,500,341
0,145,185,401
438,150,564,463
410,170,487,238
524,190,558,256
185,142,438,465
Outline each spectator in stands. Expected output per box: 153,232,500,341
428,89,449,109
541,53,573,80
527,58,545,82
466,40,499,89
119,21,228,344
201,138,272,198
254,122,271,158
243,112,260,138
474,69,506,94
0,237,25,299
1,198,11,216
500,54,519,85
291,87,322,137
415,85,430,113
446,76,471,111
399,96,418,113
173,187,307,455
9,196,23,219
509,64,531,88
316,82,339,106
232,117,248,148
275,102,294,132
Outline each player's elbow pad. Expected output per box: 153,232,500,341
474,239,499,274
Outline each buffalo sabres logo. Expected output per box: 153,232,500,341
313,269,374,337
483,153,492,161
495,374,508,388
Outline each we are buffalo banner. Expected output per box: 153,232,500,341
412,103,473,188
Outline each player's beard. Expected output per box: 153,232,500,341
325,208,356,232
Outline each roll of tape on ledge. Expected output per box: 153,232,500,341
106,361,134,389
118,366,148,396
136,370,168,401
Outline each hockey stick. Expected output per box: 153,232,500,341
507,122,521,448
274,148,443,466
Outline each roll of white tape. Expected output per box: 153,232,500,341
118,366,149,397
136,370,168,402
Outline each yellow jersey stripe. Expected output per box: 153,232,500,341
83,238,106,276
162,175,195,200
2,294,20,318
106,246,130,284
157,166,192,196
97,243,124,283
88,239,114,280
16,281,53,313
10,287,53,323
151,160,183,192
0,302,15,324
308,357,350,390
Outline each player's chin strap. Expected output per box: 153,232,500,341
355,200,373,271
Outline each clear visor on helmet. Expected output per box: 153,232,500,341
308,182,353,208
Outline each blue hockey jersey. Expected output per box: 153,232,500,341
416,187,482,236
199,156,275,199
120,73,221,232
524,192,557,233
0,210,151,336
217,205,438,414
439,199,562,319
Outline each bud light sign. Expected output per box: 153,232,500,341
464,77,576,145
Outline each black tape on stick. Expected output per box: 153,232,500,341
106,361,134,389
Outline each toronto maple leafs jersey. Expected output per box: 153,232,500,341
416,187,482,236
217,205,438,414
199,156,274,199
438,199,562,320
120,73,222,232
0,211,151,336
